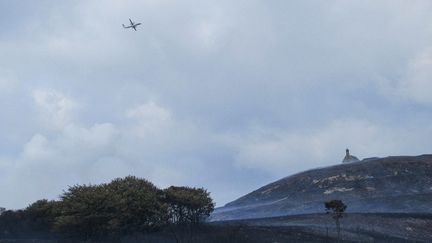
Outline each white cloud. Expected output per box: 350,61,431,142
125,102,174,139
1,97,217,208
61,123,119,150
2,1,432,209
396,47,432,105
22,134,54,162
18,123,119,172
32,89,78,130
126,102,171,124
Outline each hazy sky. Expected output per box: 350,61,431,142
1,0,432,209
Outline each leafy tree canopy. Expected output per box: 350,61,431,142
164,186,215,224
0,176,215,240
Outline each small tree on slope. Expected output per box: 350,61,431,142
325,199,347,242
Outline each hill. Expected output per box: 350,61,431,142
211,155,432,221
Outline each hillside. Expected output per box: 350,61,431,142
211,213,432,242
211,155,432,221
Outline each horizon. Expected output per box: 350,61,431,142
1,1,432,209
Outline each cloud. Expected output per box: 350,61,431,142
394,47,432,105
22,134,54,162
230,120,432,177
126,102,172,135
1,1,432,209
32,89,78,130
1,93,222,208
3,91,432,209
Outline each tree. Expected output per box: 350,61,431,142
0,175,215,240
0,210,27,236
54,184,111,239
325,199,347,242
26,199,61,232
164,186,215,224
104,176,168,234
55,176,168,238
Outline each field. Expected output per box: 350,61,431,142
1,213,431,242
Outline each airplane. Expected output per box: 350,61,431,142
122,18,141,31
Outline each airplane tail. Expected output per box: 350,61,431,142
122,24,126,28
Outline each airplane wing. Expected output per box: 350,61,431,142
129,19,134,25
133,25,137,31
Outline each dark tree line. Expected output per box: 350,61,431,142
0,176,215,240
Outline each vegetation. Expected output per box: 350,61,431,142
325,199,347,242
164,186,215,224
0,176,214,240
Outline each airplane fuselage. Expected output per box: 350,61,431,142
123,19,141,31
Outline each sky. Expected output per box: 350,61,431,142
1,0,432,209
